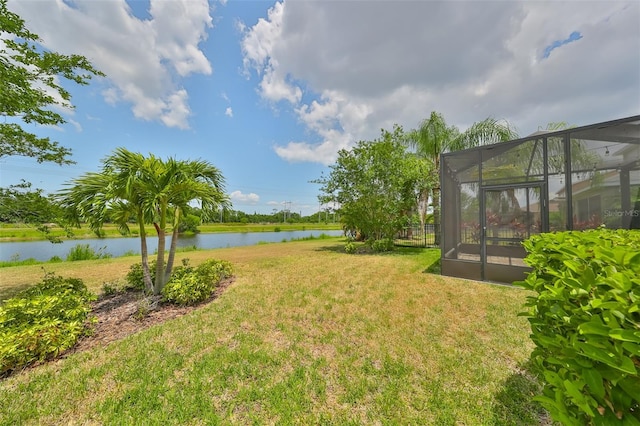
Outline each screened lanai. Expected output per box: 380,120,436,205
440,115,640,283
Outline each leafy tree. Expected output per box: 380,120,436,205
58,148,229,295
0,180,73,242
316,125,426,243
0,0,103,164
407,112,518,244
177,213,201,234
0,180,60,223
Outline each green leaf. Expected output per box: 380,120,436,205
622,342,640,357
563,379,595,417
579,320,610,337
609,329,640,343
618,376,640,405
576,342,637,374
582,368,605,400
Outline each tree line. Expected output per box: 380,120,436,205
0,188,336,227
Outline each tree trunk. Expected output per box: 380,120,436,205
433,156,441,246
164,208,181,284
433,187,441,246
153,216,166,295
417,188,428,229
138,218,153,293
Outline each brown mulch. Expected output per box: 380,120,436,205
67,277,235,355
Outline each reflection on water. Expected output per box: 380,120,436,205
0,230,344,262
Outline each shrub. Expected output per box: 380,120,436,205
369,238,395,252
162,259,233,306
0,273,96,376
344,241,357,254
196,258,233,283
162,273,211,306
101,279,126,296
66,244,111,261
517,228,640,425
125,260,156,292
178,214,201,234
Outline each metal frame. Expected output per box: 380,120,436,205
440,115,640,284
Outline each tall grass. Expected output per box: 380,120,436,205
0,241,544,424
65,244,111,261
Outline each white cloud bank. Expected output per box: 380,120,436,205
230,190,259,205
241,1,640,165
8,0,213,130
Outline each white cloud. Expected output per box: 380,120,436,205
225,107,233,118
273,129,352,166
68,119,83,133
241,1,640,165
240,2,301,104
8,0,213,130
240,2,283,74
161,89,191,129
230,190,260,204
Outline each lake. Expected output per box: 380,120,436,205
0,230,344,262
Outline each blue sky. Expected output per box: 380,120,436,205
2,0,639,216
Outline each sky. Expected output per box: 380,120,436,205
2,0,639,216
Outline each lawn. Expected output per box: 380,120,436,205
0,239,545,424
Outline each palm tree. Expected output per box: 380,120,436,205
58,148,228,295
407,112,518,244
146,156,229,294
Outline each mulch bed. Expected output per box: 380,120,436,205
67,277,235,355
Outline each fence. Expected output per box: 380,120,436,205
394,223,439,248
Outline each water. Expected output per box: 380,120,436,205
0,230,344,262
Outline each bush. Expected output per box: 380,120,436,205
368,238,395,252
125,260,156,292
517,228,640,425
162,259,233,306
344,241,357,254
162,273,211,306
66,244,111,261
101,279,127,296
178,214,201,234
196,258,233,283
0,273,96,376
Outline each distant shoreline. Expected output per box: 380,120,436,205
0,223,343,243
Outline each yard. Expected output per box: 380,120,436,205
0,239,545,424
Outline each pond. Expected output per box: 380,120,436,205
0,230,344,262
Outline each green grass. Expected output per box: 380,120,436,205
0,240,545,424
0,258,43,268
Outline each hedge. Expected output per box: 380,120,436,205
518,228,640,425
